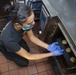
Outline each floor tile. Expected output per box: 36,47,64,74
0,56,7,64
47,70,56,75
30,73,39,75
18,67,28,75
29,60,35,66
28,41,37,48
44,61,52,70
28,64,37,75
30,47,40,54
0,68,1,75
43,58,49,61
0,52,3,56
38,47,46,53
36,62,46,73
9,70,19,75
8,61,18,71
0,63,9,73
35,59,43,64
23,35,30,41
38,71,48,75
1,71,9,75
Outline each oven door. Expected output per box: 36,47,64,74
44,19,76,75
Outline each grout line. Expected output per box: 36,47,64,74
27,65,30,75
34,60,39,74
35,61,47,73
7,60,10,75
37,70,48,75
0,61,8,65
0,71,10,75
17,68,20,75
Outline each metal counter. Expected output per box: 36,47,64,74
42,0,76,56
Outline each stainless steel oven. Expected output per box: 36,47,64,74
43,17,76,75
40,0,76,75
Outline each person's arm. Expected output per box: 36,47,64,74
26,29,48,49
26,29,64,56
15,47,52,60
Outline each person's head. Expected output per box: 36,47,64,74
4,3,35,31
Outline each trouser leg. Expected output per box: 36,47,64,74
0,39,30,67
19,39,30,52
9,53,29,67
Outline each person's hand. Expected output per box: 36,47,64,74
47,42,60,52
52,49,64,56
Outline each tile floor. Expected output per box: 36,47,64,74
0,34,56,75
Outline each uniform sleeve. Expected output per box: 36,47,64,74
4,41,21,52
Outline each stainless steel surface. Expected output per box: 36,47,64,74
42,0,76,56
42,0,58,17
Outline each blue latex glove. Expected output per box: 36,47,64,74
52,50,64,56
47,42,60,52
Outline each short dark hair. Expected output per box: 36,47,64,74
4,3,32,25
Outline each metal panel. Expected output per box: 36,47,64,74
42,0,76,56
